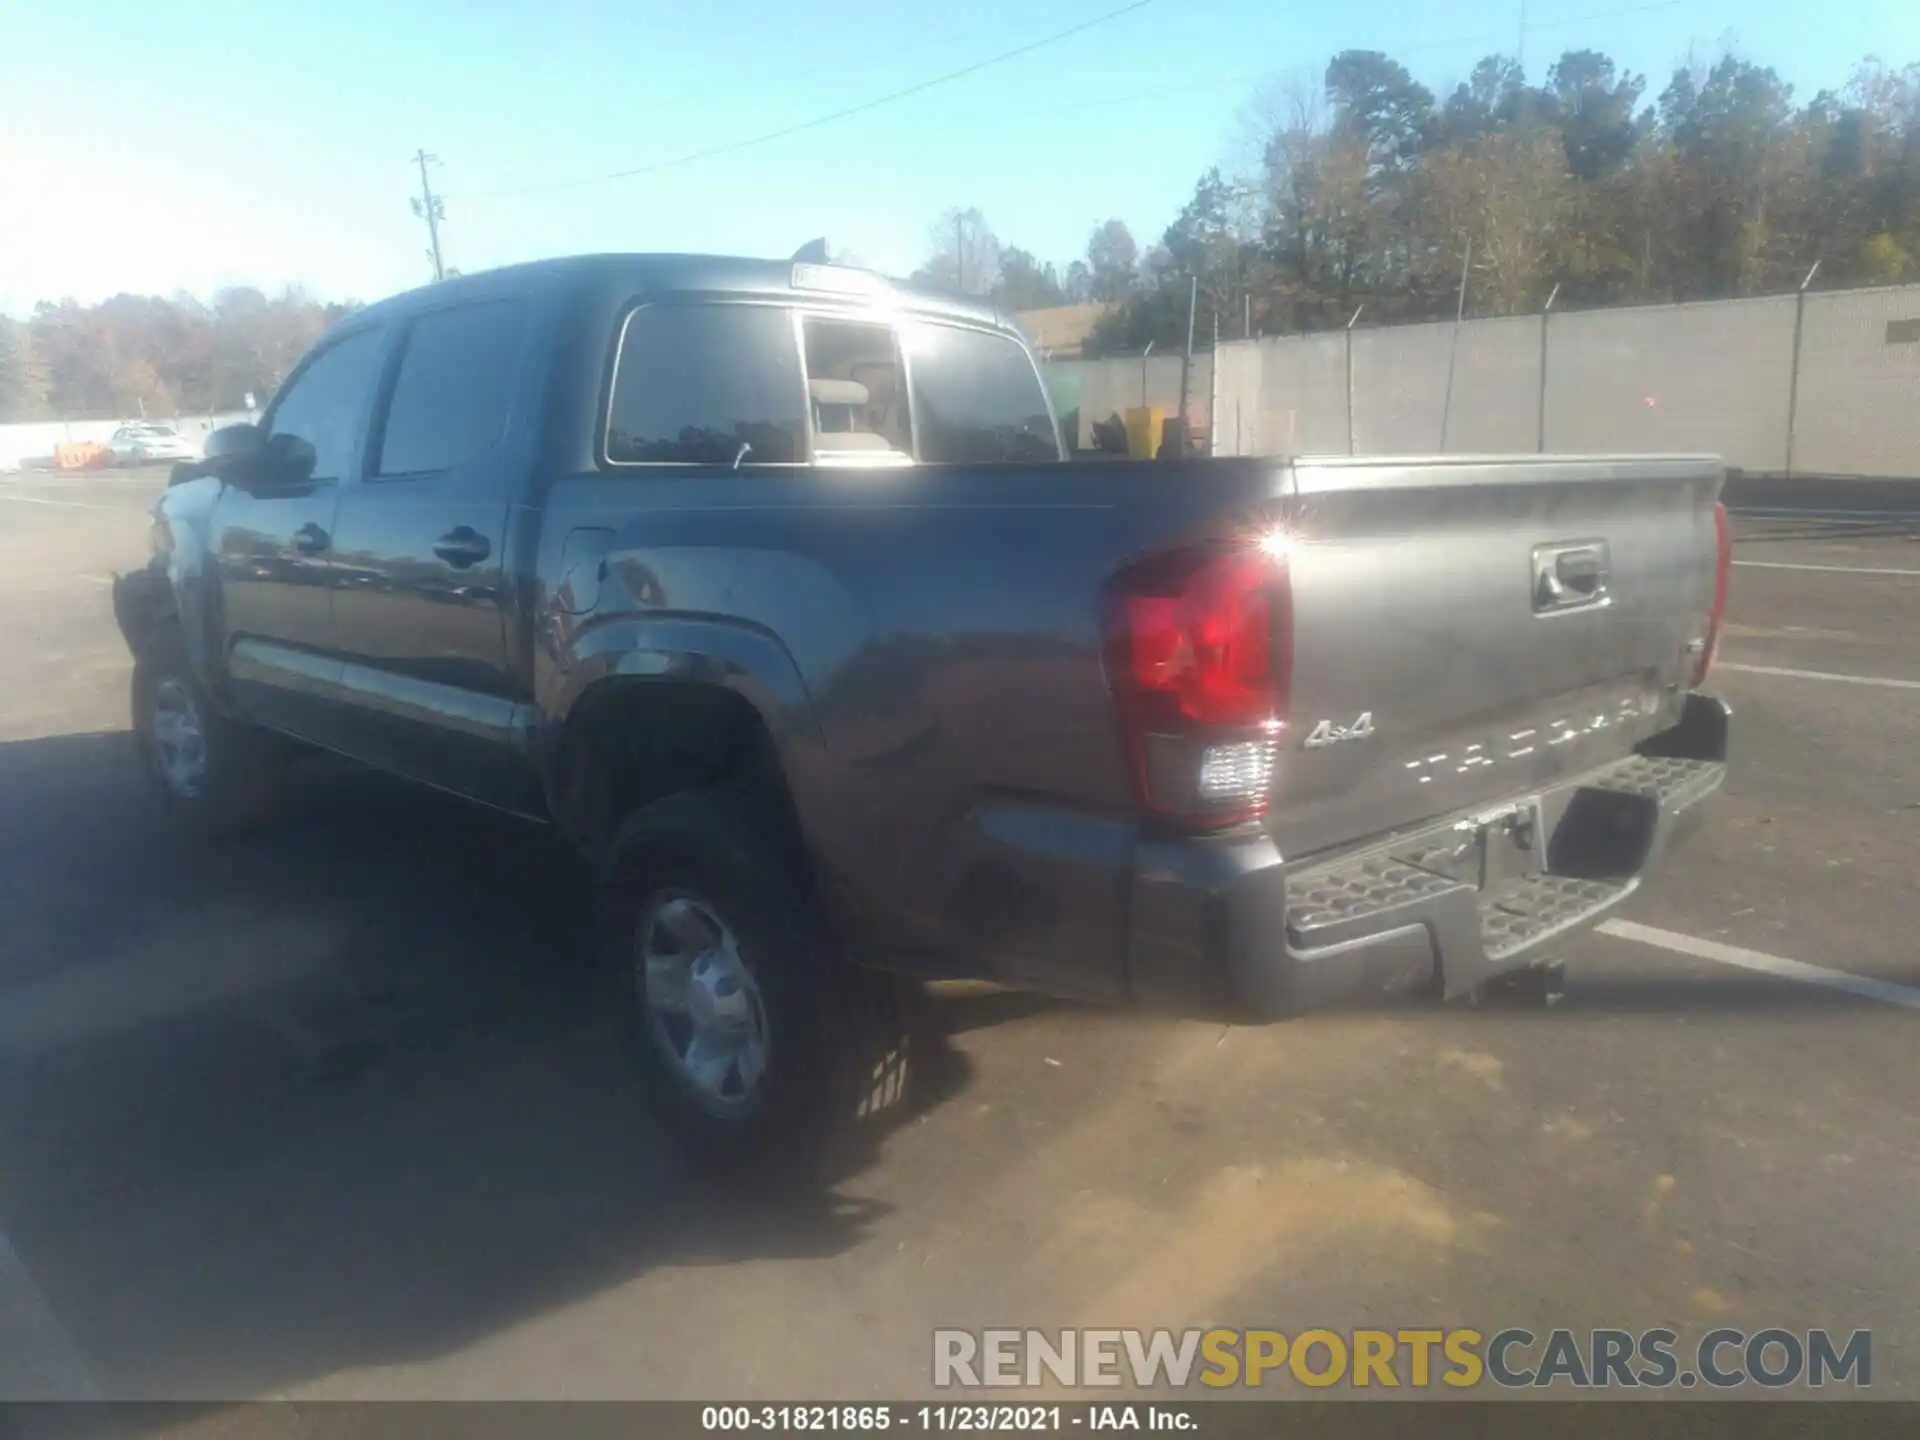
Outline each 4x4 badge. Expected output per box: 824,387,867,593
1304,712,1375,748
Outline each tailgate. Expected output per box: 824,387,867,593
1270,453,1724,862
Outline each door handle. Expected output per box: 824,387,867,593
433,527,492,569
1555,551,1605,595
292,522,330,556
1532,540,1610,612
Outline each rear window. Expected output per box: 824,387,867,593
906,323,1060,464
802,316,911,461
607,305,806,465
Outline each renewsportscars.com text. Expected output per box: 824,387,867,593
932,1327,1871,1390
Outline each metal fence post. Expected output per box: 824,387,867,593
1345,304,1364,455
1177,275,1198,454
1784,261,1820,478
1537,283,1559,453
1208,311,1220,457
1439,234,1472,451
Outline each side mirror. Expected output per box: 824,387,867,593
203,423,265,462
200,425,318,491
263,432,319,485
171,422,260,487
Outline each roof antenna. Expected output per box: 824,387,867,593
792,238,831,264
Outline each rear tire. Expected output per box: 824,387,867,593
131,628,289,837
602,785,914,1184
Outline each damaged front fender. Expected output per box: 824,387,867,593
111,563,177,662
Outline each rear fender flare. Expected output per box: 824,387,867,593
540,614,832,845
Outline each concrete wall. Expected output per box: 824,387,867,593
1213,332,1348,458
1544,295,1796,472
1200,281,1920,478
1789,286,1920,478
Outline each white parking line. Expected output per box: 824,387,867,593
0,494,117,511
1717,661,1920,691
1598,920,1920,1010
1734,560,1920,577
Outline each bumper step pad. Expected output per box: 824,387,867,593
1478,873,1630,962
1283,755,1725,974
1587,755,1724,810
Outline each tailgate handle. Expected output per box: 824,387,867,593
1532,541,1610,612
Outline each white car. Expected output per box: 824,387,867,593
109,424,200,466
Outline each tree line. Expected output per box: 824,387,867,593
0,288,360,424
7,44,1914,419
913,48,1920,357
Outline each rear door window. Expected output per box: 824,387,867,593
376,300,526,477
606,304,806,465
905,322,1061,464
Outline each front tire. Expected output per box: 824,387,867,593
603,786,913,1183
131,629,289,837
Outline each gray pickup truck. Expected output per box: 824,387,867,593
114,253,1732,1173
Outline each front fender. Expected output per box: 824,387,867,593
111,562,176,660
114,476,222,684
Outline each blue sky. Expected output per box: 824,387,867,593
3,0,1914,312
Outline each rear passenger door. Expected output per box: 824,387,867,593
324,296,536,810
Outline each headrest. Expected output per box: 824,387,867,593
809,378,870,407
813,432,896,451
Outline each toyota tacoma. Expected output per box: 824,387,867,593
113,253,1733,1173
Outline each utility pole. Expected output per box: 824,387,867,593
411,150,446,282
1784,260,1821,478
955,213,966,293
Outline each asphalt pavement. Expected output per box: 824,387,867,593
0,468,1914,1405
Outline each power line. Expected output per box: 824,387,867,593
447,0,1160,201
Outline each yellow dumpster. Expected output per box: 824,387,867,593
1123,406,1164,460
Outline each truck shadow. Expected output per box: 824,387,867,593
0,732,1887,1401
0,730,975,1401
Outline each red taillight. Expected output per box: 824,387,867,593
1106,540,1292,826
1694,500,1732,687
